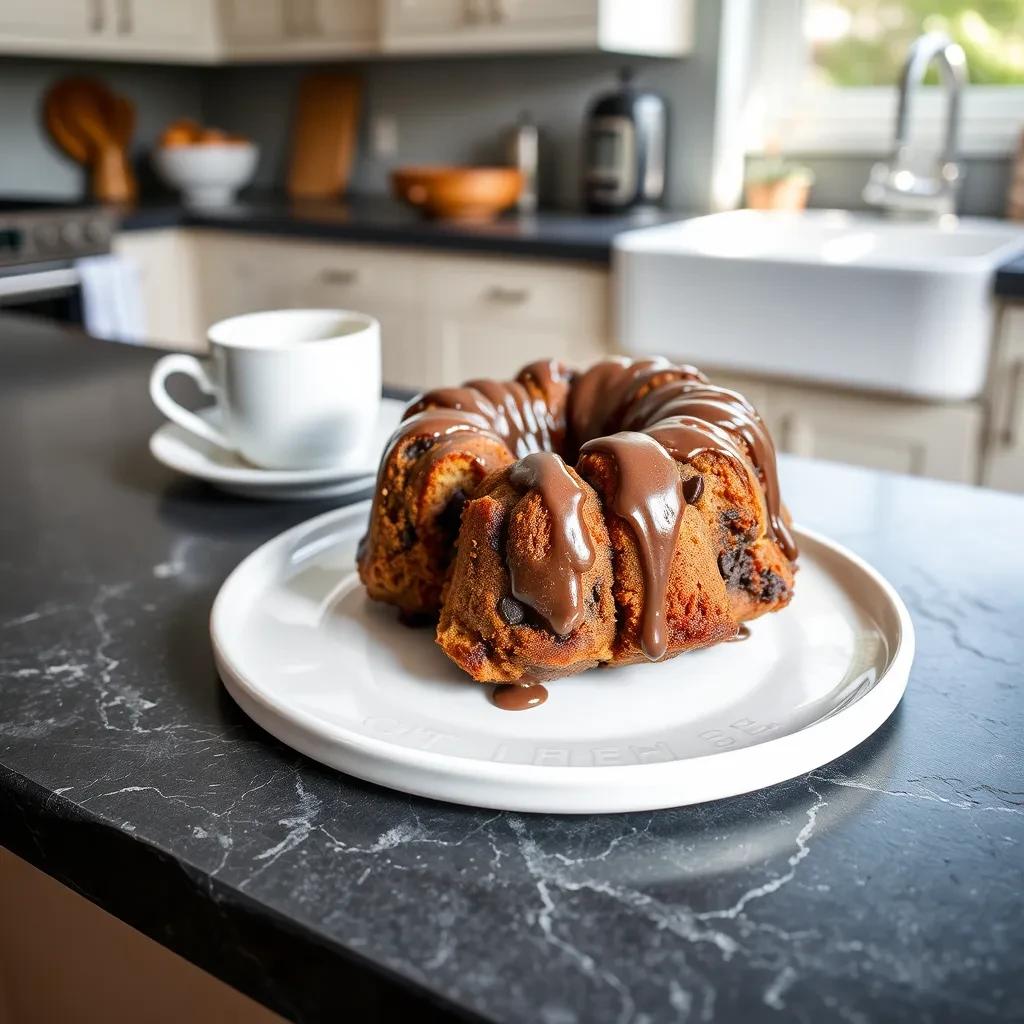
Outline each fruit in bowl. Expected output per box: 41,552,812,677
154,119,258,207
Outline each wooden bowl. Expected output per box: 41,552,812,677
392,166,524,222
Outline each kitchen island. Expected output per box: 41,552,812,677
1,314,1022,1023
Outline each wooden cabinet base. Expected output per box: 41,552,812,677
0,848,286,1024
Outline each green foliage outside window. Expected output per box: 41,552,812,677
808,0,1024,85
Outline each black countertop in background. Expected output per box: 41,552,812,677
116,194,1024,295
116,193,687,264
995,254,1024,299
1,315,1023,1023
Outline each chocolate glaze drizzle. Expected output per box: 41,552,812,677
362,355,797,680
404,359,572,458
506,452,596,636
492,682,548,711
579,432,683,660
623,381,797,561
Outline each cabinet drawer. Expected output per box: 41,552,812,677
427,256,607,327
298,242,425,309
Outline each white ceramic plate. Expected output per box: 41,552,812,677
212,503,914,813
149,398,404,500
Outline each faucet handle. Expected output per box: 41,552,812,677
862,162,892,207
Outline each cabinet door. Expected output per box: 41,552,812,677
219,0,375,56
296,244,434,390
0,0,100,43
218,0,285,43
982,305,1024,494
314,0,376,42
769,383,982,484
382,0,598,52
113,229,206,351
119,0,213,49
490,0,594,31
428,255,609,384
383,0,469,37
192,232,302,325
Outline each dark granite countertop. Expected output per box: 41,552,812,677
2,314,1023,1023
995,254,1024,300
114,194,1024,292
115,193,687,264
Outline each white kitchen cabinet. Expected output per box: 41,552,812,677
113,229,206,351
0,0,220,59
135,229,609,390
0,0,100,43
117,225,995,490
0,0,681,60
378,0,693,56
294,243,433,389
699,369,983,484
112,0,217,55
982,304,1024,493
218,0,376,59
217,0,285,44
427,254,609,383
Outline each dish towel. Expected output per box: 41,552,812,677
77,254,146,345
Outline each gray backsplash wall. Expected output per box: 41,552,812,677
201,0,724,211
0,57,204,199
0,0,1012,219
798,154,1012,218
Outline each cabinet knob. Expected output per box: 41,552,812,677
320,268,359,286
485,285,529,304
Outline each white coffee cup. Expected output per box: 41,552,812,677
149,308,381,471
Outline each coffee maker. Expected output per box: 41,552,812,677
583,69,667,213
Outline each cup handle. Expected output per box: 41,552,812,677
149,353,234,451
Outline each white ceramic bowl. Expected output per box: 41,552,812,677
153,143,258,207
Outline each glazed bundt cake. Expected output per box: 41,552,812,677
357,356,798,687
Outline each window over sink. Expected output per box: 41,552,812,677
746,0,1024,156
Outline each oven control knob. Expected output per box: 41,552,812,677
60,221,84,248
33,223,61,250
84,219,110,246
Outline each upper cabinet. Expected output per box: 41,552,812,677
219,0,377,59
381,0,692,56
0,0,219,60
0,0,691,62
0,0,101,45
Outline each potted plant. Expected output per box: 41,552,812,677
744,157,815,211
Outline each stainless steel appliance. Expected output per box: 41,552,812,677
504,112,540,215
583,69,667,213
0,199,115,324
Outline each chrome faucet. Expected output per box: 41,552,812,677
863,32,967,217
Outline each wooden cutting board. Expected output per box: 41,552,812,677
43,76,137,203
287,73,361,200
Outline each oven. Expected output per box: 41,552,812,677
0,200,114,328
0,262,84,325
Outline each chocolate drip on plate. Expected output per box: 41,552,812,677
580,431,684,661
506,452,596,636
726,623,751,642
492,682,548,710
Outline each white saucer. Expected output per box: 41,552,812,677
150,398,404,500
211,503,914,813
